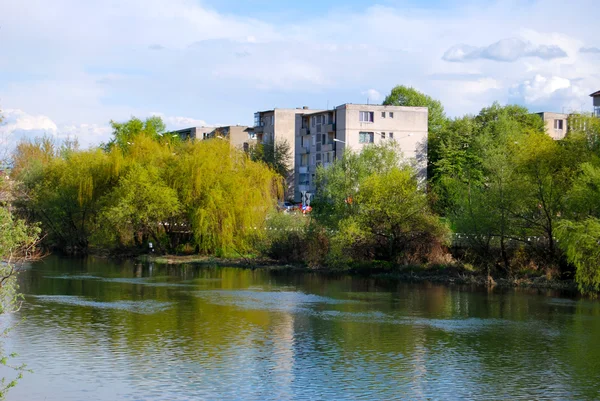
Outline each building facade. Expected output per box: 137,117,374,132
294,104,428,203
592,90,600,118
173,125,255,149
536,112,569,140
251,108,323,197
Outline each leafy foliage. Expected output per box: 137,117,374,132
13,117,281,256
313,143,449,265
556,218,600,293
0,158,40,400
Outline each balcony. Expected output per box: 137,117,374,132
322,144,333,152
298,185,310,192
299,146,310,154
299,166,308,174
324,123,335,133
300,128,310,136
253,125,264,133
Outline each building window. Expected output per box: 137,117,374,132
389,132,394,140
554,119,564,130
299,174,310,186
381,112,386,118
381,132,386,139
312,117,315,127
301,154,309,166
359,132,374,143
595,106,600,118
359,111,374,123
389,112,394,118
271,115,274,125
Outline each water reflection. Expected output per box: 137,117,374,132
2,256,599,400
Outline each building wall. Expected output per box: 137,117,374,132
174,127,213,141
593,96,600,117
224,126,253,148
537,112,568,140
255,108,321,200
337,104,428,180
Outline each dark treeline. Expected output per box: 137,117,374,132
8,88,600,294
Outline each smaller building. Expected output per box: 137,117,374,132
536,112,568,140
591,90,600,118
172,125,255,149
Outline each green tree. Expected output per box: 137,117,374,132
248,139,292,178
313,142,402,229
98,164,181,252
314,143,449,265
356,167,450,263
514,132,571,257
383,85,447,136
556,218,600,293
104,116,167,151
0,160,40,399
556,160,600,292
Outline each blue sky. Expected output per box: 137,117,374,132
0,0,599,149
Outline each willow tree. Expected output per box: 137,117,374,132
16,147,117,253
166,139,281,256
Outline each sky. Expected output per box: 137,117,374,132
0,0,599,150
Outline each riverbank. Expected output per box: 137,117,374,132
138,254,578,292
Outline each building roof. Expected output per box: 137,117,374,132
536,111,568,117
590,90,600,97
303,110,333,117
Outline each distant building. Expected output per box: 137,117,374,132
294,104,428,202
591,90,600,118
173,126,214,141
536,112,568,140
172,125,255,150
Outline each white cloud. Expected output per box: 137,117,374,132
580,47,600,54
0,0,598,136
508,74,594,113
511,74,571,104
443,38,567,62
149,113,211,130
0,108,113,152
0,108,217,154
1,109,58,134
361,89,382,103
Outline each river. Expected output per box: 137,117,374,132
2,256,599,400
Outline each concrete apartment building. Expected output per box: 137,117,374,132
536,112,568,140
250,104,427,203
294,104,428,202
250,107,323,196
173,125,255,149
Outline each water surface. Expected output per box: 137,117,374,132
3,256,600,400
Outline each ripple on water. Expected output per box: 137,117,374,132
191,290,357,312
44,275,196,288
45,274,104,280
30,295,174,314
